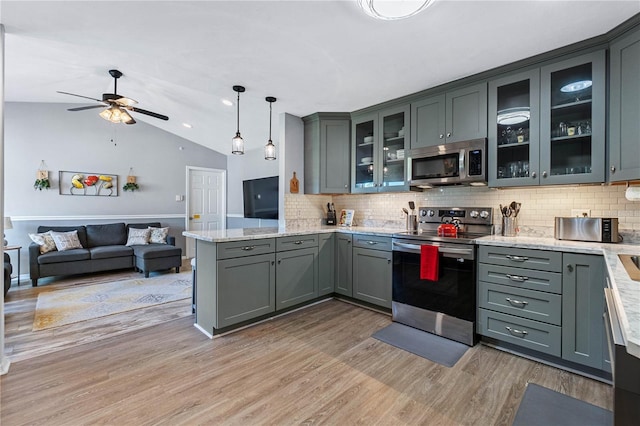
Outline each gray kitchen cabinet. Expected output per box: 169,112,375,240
318,233,334,296
561,253,605,370
303,112,351,193
410,82,487,149
352,104,409,193
539,50,606,185
216,253,276,329
488,69,541,187
609,26,640,182
275,235,319,310
352,235,392,308
335,233,353,297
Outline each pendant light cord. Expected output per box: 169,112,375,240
268,101,272,141
236,91,240,134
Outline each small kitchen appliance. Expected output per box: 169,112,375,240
392,206,494,346
554,217,619,243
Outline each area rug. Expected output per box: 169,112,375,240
512,383,612,426
33,272,192,331
372,322,468,367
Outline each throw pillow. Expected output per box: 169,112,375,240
148,226,169,244
126,227,151,246
28,231,58,254
49,230,84,251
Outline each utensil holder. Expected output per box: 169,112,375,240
325,211,336,226
407,215,418,232
502,217,518,237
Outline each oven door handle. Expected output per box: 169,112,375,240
392,241,474,258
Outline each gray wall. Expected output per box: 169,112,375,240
4,101,227,276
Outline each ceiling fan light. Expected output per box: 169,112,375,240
232,132,244,155
99,108,113,121
120,109,134,124
265,140,276,160
359,0,434,20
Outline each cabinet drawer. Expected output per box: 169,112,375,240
276,234,318,251
478,263,562,294
352,234,392,251
478,309,561,357
478,246,562,272
217,238,276,260
478,281,562,325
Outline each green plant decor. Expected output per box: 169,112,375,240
123,182,140,192
34,178,51,191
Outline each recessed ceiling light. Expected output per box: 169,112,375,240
222,99,233,106
182,123,192,128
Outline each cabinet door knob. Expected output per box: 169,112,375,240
542,171,547,178
531,171,537,178
439,134,444,139
278,259,282,264
611,166,616,173
446,132,452,138
344,184,348,188
567,264,574,272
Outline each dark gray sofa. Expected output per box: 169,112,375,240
29,222,181,286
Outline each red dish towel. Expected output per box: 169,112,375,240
420,245,439,281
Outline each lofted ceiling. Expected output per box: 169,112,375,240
1,1,639,156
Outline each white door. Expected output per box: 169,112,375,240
186,167,226,258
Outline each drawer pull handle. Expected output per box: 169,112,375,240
506,255,528,262
505,326,528,337
367,241,378,245
506,297,529,307
506,274,529,282
294,240,304,245
241,246,256,251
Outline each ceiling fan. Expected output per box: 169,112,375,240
57,69,169,125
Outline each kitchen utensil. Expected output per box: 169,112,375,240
327,203,331,212
402,208,409,215
408,201,415,215
331,203,335,212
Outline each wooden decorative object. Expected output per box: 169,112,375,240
289,171,299,194
37,170,48,180
127,175,137,184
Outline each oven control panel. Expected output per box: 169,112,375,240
418,207,493,225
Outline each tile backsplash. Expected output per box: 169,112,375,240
285,184,640,242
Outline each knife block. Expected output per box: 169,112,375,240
325,211,336,225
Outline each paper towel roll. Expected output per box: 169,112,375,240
625,186,640,201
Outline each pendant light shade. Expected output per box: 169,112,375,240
265,96,277,160
231,85,245,155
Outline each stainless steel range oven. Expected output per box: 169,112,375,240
392,206,493,346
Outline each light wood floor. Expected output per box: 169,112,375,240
2,268,612,425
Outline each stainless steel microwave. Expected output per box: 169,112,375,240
407,138,487,189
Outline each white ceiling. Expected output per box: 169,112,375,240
2,1,639,156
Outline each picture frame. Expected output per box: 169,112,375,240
339,209,355,227
59,171,118,196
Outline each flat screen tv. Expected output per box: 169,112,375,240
243,176,279,219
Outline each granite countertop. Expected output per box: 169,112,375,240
183,227,640,359
182,225,399,243
476,235,640,360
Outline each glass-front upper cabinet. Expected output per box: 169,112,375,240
352,105,408,193
540,50,605,184
488,69,540,187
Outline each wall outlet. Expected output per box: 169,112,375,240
571,209,591,217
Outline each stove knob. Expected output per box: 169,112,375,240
469,210,479,218
425,209,435,217
480,210,490,219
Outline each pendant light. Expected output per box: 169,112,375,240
264,96,277,160
231,85,245,155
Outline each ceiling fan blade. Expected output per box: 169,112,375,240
57,91,102,102
67,105,105,112
130,106,169,121
114,96,137,107
125,116,136,125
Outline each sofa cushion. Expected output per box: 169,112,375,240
86,223,127,247
50,230,84,251
127,222,161,231
38,248,91,264
131,244,181,260
38,225,87,248
89,245,133,260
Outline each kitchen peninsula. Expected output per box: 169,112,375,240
183,226,397,338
